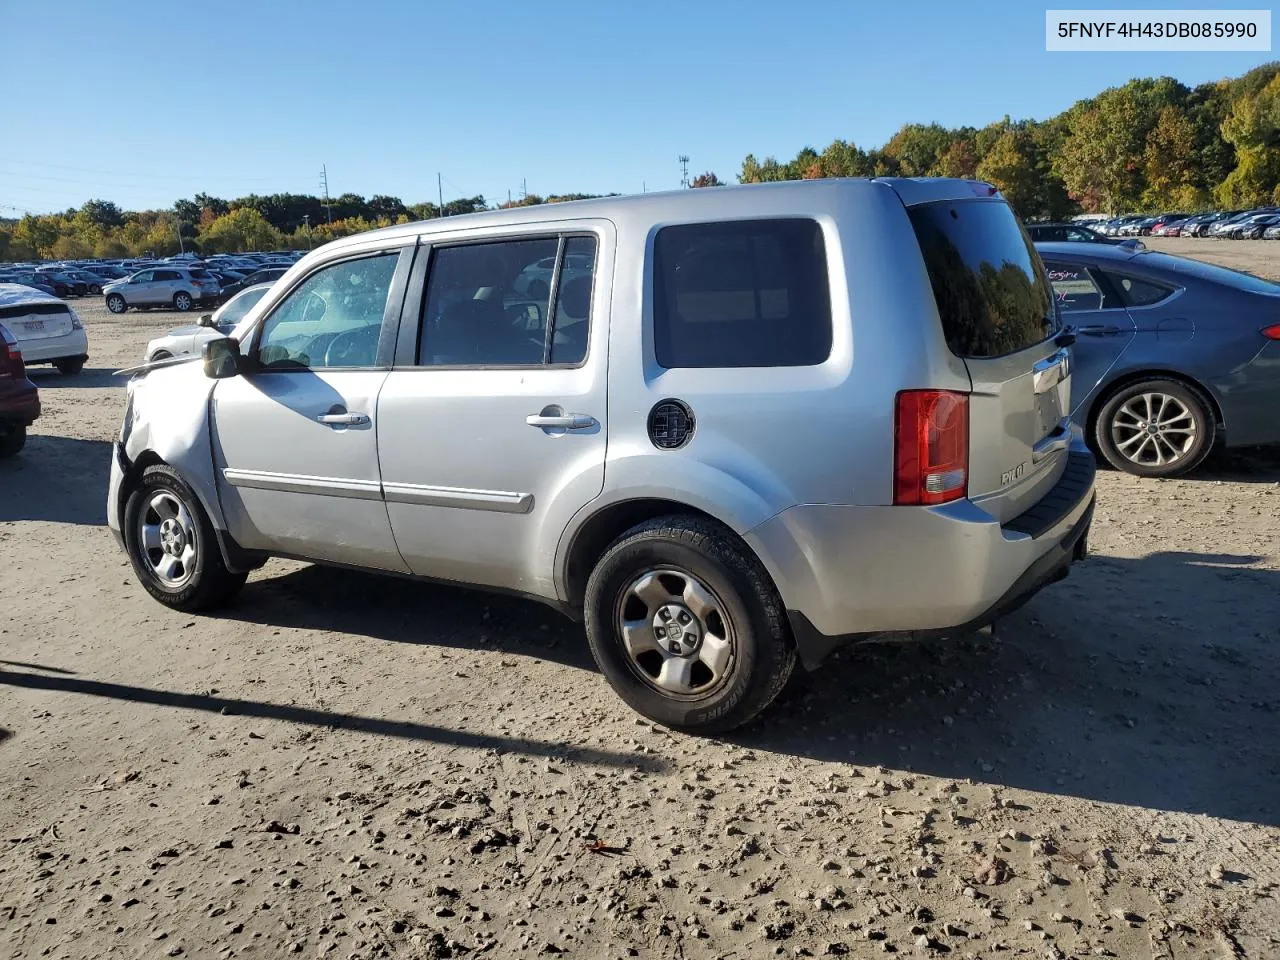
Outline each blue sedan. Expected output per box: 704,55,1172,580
1035,241,1280,477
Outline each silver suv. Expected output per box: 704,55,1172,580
103,267,221,313
108,179,1096,732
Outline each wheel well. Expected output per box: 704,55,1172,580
563,499,729,610
1086,370,1224,443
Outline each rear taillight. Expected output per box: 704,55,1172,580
1263,324,1280,341
2,340,23,375
894,390,969,506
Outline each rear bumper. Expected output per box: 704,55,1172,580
19,329,89,364
0,383,40,429
1212,340,1280,448
745,443,1096,669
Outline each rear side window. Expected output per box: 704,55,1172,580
1043,261,1119,312
1102,272,1174,307
908,200,1056,358
652,218,832,368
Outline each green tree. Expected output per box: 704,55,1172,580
882,123,954,176
937,138,979,179
1142,106,1205,209
80,198,125,228
1216,72,1280,207
197,207,283,253
976,129,1042,217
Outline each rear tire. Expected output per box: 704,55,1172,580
0,426,26,459
55,358,84,375
124,464,247,611
584,515,796,734
106,294,127,314
173,292,193,312
88,284,102,295
1094,379,1215,478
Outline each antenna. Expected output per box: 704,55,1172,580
438,172,444,218
678,155,690,189
319,164,333,224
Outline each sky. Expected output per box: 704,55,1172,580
0,0,1274,215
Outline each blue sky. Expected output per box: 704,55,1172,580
1,0,1273,214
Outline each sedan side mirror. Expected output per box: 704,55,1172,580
202,336,242,379
198,313,215,327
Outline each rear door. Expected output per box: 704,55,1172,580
908,199,1070,524
1040,258,1137,416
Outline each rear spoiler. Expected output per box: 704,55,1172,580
873,177,1003,207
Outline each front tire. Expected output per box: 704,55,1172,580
584,516,795,734
55,358,84,375
124,464,247,611
0,426,26,459
1095,379,1215,478
173,292,193,312
88,284,102,295
106,294,127,314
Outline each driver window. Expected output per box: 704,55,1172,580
255,252,399,370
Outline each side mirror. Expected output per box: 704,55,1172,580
202,336,242,379
198,313,215,327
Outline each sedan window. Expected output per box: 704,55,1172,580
1102,272,1175,308
1043,261,1115,312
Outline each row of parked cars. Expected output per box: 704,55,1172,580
1093,208,1280,239
0,251,302,308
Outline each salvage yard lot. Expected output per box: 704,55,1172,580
2,239,1279,959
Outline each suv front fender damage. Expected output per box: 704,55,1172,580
108,363,265,574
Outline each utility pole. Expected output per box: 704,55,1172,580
319,165,333,224
176,221,184,254
521,178,527,200
438,172,444,219
678,155,690,189
303,214,313,249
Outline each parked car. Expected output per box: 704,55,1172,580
1026,222,1143,248
103,267,221,313
1224,213,1280,239
0,320,41,458
1264,224,1280,240
1036,241,1280,478
216,266,288,302
0,283,90,374
0,272,59,298
64,269,106,294
109,180,1096,732
35,269,88,297
1207,210,1265,237
1177,212,1227,237
144,283,272,362
1149,217,1190,237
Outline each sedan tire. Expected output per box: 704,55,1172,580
1095,379,1215,478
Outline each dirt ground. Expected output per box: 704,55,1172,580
2,239,1279,960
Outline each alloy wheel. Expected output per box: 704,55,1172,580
616,568,735,698
138,491,199,587
1110,392,1197,468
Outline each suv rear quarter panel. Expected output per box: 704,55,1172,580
556,180,971,598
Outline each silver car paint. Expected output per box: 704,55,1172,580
109,179,1088,643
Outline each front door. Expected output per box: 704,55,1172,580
127,270,157,304
211,246,412,571
1041,259,1138,416
376,228,612,598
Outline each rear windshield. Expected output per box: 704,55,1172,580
1134,251,1279,294
189,269,212,279
909,199,1056,358
0,303,71,321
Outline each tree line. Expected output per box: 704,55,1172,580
735,62,1280,219
3,62,1277,261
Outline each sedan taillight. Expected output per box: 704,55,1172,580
1262,324,1280,341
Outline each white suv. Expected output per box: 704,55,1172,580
109,179,1096,732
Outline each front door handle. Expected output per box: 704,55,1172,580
1077,324,1122,336
317,412,370,426
526,413,596,430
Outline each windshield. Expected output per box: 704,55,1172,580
216,286,271,329
908,198,1057,358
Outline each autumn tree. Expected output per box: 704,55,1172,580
1142,106,1204,209
690,172,724,187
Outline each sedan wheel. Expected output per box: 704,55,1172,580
1096,379,1214,478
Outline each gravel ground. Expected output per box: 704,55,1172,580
2,240,1279,960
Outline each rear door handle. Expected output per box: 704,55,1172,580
317,412,370,426
526,413,596,430
1077,324,1122,336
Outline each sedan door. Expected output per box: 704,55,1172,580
1042,259,1138,416
376,227,612,599
211,246,413,571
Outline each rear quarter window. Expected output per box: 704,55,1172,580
909,199,1056,358
652,218,832,368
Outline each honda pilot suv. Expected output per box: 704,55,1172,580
108,179,1095,732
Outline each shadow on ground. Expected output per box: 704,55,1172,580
744,549,1280,826
219,562,596,672
0,436,111,524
